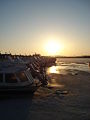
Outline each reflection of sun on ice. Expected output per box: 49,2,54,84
48,66,59,74
45,40,62,56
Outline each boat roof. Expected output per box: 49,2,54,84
0,61,27,73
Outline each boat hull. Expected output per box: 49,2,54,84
0,83,41,95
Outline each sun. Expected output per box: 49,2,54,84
45,40,61,56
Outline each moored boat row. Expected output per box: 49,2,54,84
0,53,56,93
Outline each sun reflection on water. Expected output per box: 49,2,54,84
47,66,59,74
47,66,64,88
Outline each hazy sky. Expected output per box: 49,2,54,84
0,0,90,56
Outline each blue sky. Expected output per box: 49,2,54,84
0,0,90,55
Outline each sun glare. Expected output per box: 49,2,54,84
45,40,62,56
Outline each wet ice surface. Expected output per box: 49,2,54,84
0,58,90,120
0,72,90,120
47,63,90,75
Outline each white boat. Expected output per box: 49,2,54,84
0,60,41,93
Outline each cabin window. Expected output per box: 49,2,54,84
0,74,3,82
5,73,17,83
16,72,28,82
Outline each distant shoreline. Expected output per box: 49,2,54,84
0,53,90,58
56,56,90,58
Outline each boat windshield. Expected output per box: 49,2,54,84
16,72,28,82
5,73,17,83
0,73,3,82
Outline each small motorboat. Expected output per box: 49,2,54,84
0,60,41,93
